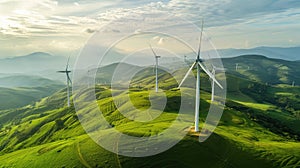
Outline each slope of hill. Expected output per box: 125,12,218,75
0,75,62,88
216,46,300,61
222,55,300,85
0,59,300,167
0,85,64,110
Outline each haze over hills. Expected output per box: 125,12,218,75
215,46,300,61
0,52,72,82
0,46,298,79
0,75,63,88
0,52,67,73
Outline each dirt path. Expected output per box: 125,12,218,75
115,135,122,168
76,142,92,168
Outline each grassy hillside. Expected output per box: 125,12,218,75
0,85,63,110
0,75,62,88
0,56,300,167
222,55,300,85
0,84,299,167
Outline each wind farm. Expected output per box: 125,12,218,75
1,54,300,167
1,0,300,167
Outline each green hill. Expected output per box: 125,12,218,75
0,56,300,167
0,85,63,110
222,55,300,85
0,75,62,88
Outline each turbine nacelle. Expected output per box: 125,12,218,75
196,58,204,63
57,70,71,73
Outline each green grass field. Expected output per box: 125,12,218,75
0,56,300,167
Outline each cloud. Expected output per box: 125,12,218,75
1,0,299,37
158,37,165,45
85,28,96,34
0,0,300,57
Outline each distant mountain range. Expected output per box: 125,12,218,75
0,52,67,73
0,75,63,88
86,54,300,87
221,55,300,85
0,46,298,82
216,46,300,61
0,52,74,82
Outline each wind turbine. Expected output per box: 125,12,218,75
177,20,223,132
211,65,226,102
149,44,161,93
57,56,72,107
235,63,239,71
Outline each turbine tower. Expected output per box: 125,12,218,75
57,56,72,107
235,63,239,71
211,65,226,102
177,20,223,132
150,44,161,93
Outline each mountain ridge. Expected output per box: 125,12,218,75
216,46,300,61
0,64,300,167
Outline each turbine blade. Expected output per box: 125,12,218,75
212,65,226,72
67,73,72,85
66,55,71,70
198,62,223,89
215,67,226,72
197,19,204,60
57,71,66,73
178,62,197,88
149,44,158,57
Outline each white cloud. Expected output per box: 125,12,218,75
0,0,300,57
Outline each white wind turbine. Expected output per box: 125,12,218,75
177,21,223,132
235,63,239,71
211,65,226,102
149,44,161,93
57,56,72,107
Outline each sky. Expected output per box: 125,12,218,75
0,0,300,58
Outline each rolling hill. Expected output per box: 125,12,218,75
0,75,62,88
216,46,300,61
0,85,64,110
222,55,300,85
0,55,300,167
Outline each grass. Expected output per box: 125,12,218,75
235,102,275,111
0,83,299,167
0,85,63,110
1,57,300,167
